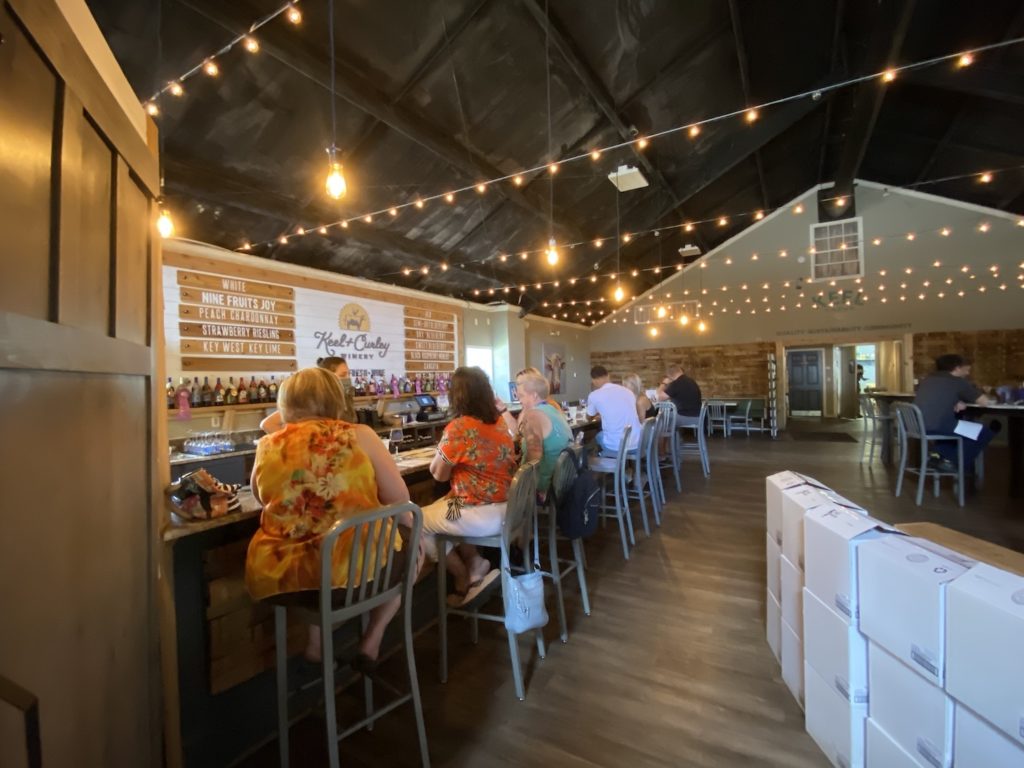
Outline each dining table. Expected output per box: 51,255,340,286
963,402,1024,498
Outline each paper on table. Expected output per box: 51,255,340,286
954,420,983,440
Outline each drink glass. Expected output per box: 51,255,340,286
389,428,403,458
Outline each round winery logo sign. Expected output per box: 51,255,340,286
338,303,370,332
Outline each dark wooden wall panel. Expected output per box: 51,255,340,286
0,5,57,321
116,161,150,345
58,100,112,334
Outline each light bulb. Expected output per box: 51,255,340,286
649,327,658,337
546,238,559,266
957,52,974,68
325,162,347,199
882,69,896,83
513,175,524,186
697,319,707,333
745,109,759,123
979,172,993,183
590,149,601,161
548,163,558,174
169,82,184,97
389,207,398,217
657,306,667,318
286,5,302,24
718,217,727,227
476,183,486,194
679,314,689,326
755,211,764,220
793,204,804,214
613,285,624,302
145,102,159,116
688,125,700,138
203,60,219,77
156,210,174,238
445,192,455,203
243,36,260,53
415,199,424,209
318,226,327,234
835,196,846,207
637,138,648,149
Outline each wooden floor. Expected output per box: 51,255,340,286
239,419,1021,768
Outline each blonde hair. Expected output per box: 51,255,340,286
278,367,348,423
516,366,544,378
516,370,550,399
622,373,643,397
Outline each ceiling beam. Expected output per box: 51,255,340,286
341,0,494,165
831,0,916,200
519,0,712,254
727,0,769,210
817,0,848,182
162,156,524,292
902,65,1024,109
185,1,585,246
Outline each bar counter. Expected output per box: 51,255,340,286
166,418,599,767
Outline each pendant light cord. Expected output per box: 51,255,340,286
327,0,338,156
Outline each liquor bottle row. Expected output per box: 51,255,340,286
167,376,278,409
353,372,451,397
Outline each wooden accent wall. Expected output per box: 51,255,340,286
0,1,162,766
913,329,1024,384
591,342,775,398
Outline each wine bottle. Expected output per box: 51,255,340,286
226,376,238,405
257,378,268,403
237,377,249,404
201,377,213,407
213,377,225,405
166,377,175,409
247,377,258,403
191,378,202,407
267,376,278,401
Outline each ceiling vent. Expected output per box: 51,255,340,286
678,244,701,257
607,165,649,192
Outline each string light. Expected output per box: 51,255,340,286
688,125,700,138
476,183,486,194
203,60,219,77
590,150,601,161
415,199,425,209
286,4,302,24
243,36,260,53
145,102,159,117
169,82,184,97
513,175,524,186
979,172,993,183
754,211,764,220
793,204,804,214
445,193,455,203
957,52,974,68
745,109,759,123
637,138,649,149
882,69,897,83
548,163,559,174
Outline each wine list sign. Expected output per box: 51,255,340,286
163,266,458,382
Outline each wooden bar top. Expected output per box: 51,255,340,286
896,522,1024,576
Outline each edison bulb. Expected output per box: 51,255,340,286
649,327,659,337
545,238,559,266
325,163,347,199
679,314,689,326
286,5,302,24
697,319,707,333
156,210,174,238
613,285,625,303
656,306,667,319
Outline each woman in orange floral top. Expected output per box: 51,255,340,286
427,366,518,606
246,367,416,667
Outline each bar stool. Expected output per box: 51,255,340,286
706,400,730,437
436,462,544,701
654,401,682,497
679,402,711,477
860,393,895,464
624,417,660,532
894,402,965,507
588,426,635,560
271,502,430,768
539,447,593,642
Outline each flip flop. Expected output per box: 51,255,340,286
450,568,500,608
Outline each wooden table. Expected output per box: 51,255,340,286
964,402,1024,498
869,392,915,466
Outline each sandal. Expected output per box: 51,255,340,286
351,653,379,676
450,569,500,608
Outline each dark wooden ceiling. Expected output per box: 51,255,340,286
88,0,1024,325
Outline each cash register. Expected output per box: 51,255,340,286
414,393,447,422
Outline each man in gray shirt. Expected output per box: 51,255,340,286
914,354,995,472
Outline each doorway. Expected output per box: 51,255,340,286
787,349,824,416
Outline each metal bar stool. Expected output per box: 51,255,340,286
588,426,635,560
271,502,430,768
624,417,660,533
894,402,965,507
436,462,544,701
860,393,897,464
679,402,711,477
706,400,730,437
654,401,682,497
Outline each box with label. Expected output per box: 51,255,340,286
865,718,920,768
767,531,782,600
946,563,1024,748
804,506,892,625
954,703,1024,768
858,536,969,685
803,588,868,706
782,619,804,708
868,642,954,768
782,485,829,568
804,661,866,768
780,554,804,633
766,471,812,546
766,588,781,663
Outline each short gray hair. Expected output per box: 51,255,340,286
517,370,550,399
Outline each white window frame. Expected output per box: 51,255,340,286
808,216,864,282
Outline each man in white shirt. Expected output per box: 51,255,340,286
586,366,642,453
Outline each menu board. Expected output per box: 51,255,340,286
163,263,460,382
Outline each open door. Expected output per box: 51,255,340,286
0,1,162,765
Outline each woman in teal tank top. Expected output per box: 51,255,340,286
497,370,573,494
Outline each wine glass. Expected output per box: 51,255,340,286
389,428,403,458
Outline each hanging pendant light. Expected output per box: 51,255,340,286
156,209,175,239
323,0,347,200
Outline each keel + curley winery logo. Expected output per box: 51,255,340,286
313,301,392,360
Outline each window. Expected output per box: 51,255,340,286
810,217,863,281
464,346,493,382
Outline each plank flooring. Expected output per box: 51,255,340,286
238,419,1021,768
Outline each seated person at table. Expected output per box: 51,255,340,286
586,366,641,453
260,356,356,434
656,364,702,426
498,370,572,498
623,372,656,421
914,354,996,473
514,365,562,411
245,367,418,669
426,367,518,606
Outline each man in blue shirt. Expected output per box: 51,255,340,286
914,354,995,473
